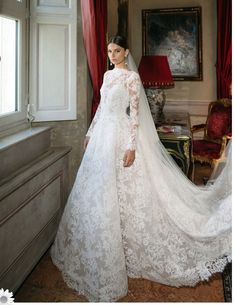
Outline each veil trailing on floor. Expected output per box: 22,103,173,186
127,53,232,240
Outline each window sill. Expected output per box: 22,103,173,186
0,126,52,181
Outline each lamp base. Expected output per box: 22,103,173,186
145,88,166,124
156,112,165,126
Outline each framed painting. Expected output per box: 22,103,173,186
142,7,202,81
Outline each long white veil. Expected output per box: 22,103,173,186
127,53,232,240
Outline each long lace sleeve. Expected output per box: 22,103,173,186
126,72,141,150
86,72,109,137
86,102,102,137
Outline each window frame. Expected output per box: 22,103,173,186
0,1,28,134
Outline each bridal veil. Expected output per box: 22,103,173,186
127,53,232,240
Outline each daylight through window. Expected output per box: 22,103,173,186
0,16,18,116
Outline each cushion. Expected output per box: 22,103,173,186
192,140,222,159
207,104,232,140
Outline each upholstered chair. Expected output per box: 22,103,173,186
191,98,232,168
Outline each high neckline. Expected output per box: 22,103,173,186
112,68,130,72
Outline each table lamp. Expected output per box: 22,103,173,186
138,55,174,123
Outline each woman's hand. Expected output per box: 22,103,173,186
83,136,90,150
123,150,135,167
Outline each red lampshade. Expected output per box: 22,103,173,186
138,55,174,88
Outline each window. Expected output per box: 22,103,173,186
0,0,77,133
0,0,28,134
0,16,19,116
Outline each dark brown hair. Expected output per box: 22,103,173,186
108,35,128,50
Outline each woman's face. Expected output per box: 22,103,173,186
107,43,128,66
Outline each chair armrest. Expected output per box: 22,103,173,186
191,124,206,133
220,135,232,153
222,134,232,142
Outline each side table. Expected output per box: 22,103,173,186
156,111,192,176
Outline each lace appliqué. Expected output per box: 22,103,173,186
126,73,140,150
86,70,141,151
86,103,101,137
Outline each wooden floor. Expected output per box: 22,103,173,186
15,163,226,302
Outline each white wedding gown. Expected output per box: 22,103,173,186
51,67,231,302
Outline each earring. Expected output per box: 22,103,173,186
110,62,113,66
125,58,128,66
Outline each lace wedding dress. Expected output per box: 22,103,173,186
51,61,231,302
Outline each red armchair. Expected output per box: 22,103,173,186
191,99,232,168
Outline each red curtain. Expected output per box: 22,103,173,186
81,0,107,118
217,0,232,99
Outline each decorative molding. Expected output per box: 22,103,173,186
165,100,210,116
37,0,70,8
30,0,77,121
37,23,69,111
0,173,62,226
0,129,70,293
32,0,73,16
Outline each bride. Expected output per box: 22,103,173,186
50,35,231,302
